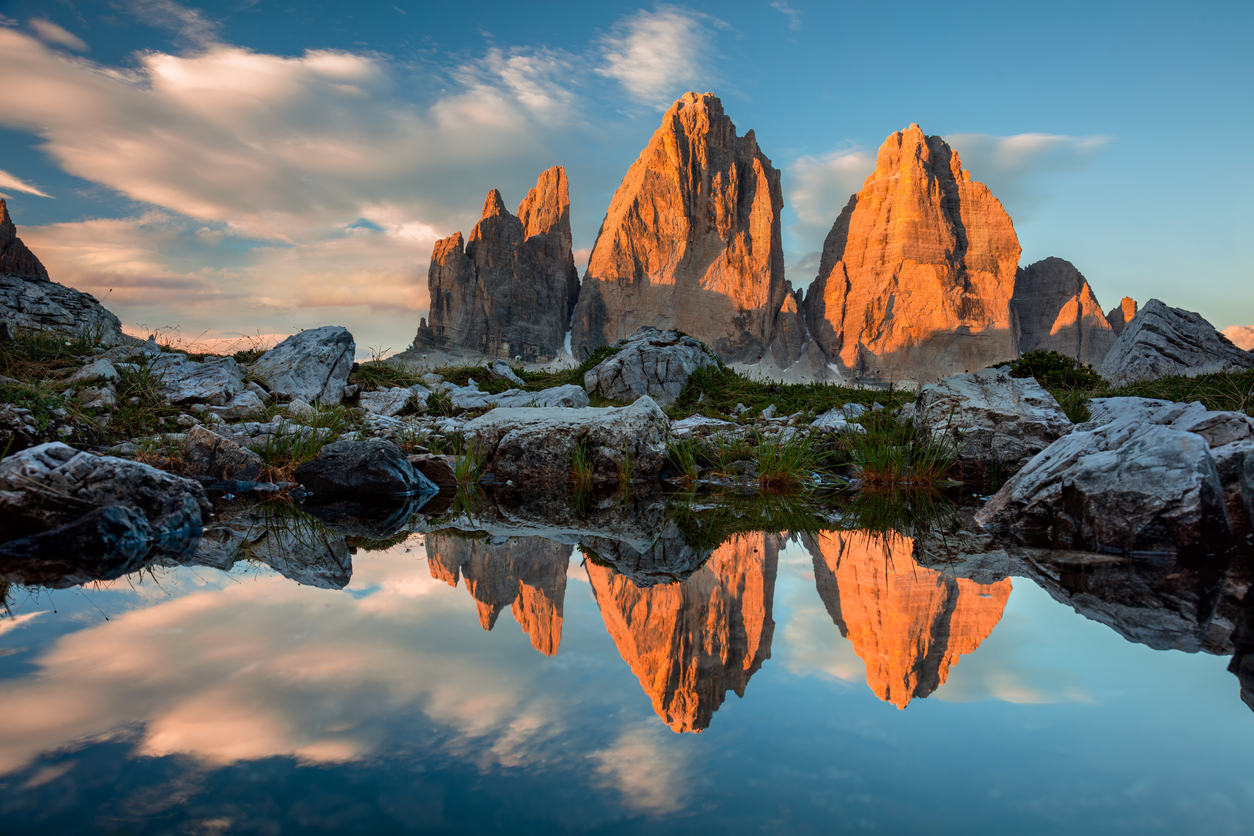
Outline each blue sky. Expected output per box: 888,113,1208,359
0,0,1250,352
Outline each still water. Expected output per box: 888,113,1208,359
1,493,1252,834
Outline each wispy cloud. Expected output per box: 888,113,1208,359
944,132,1112,221
597,6,719,106
0,167,52,198
123,0,221,48
770,0,802,30
784,145,875,276
29,19,88,52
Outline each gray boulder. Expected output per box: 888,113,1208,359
68,358,119,384
181,426,265,481
913,366,1073,474
207,389,267,420
583,327,718,406
448,381,588,410
810,403,869,435
294,439,437,498
0,442,210,552
1098,299,1254,384
250,326,355,404
486,359,524,386
975,397,1250,555
0,506,155,586
463,396,670,483
148,353,246,406
359,386,413,417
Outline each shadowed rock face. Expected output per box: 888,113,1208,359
586,532,780,732
569,92,793,363
1013,257,1116,366
426,533,572,656
803,125,1021,385
0,199,48,279
803,530,1011,708
1106,297,1138,336
422,166,580,363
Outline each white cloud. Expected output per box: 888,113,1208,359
126,0,222,48
1223,325,1254,350
589,723,690,813
944,132,1112,221
28,19,87,52
770,1,802,30
784,146,875,274
597,6,718,106
0,167,52,198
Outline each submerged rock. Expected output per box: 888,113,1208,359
582,326,718,406
251,325,355,404
912,366,1073,475
1098,299,1254,384
294,439,437,498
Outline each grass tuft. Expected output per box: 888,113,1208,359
848,409,963,487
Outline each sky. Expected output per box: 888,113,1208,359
0,0,1250,354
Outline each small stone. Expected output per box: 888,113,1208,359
176,414,199,428
288,398,316,422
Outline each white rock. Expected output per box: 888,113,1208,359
149,354,246,406
671,414,738,439
486,359,524,386
810,403,869,435
359,387,413,417
209,389,267,421
449,383,589,410
287,398,316,422
1098,299,1254,384
583,327,717,406
250,325,355,405
68,357,118,384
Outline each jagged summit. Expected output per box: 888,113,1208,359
1013,256,1116,367
0,199,49,280
803,124,1021,384
569,92,797,364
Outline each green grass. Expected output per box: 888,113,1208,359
570,436,593,489
666,364,909,422
753,430,821,493
0,326,104,383
350,360,425,392
108,357,182,443
847,409,963,487
249,425,329,482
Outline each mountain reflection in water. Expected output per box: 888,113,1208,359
2,487,1254,833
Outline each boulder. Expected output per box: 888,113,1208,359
975,397,1249,555
207,389,267,420
1244,452,1254,525
68,357,119,384
148,353,246,406
486,359,524,386
181,426,265,481
0,403,43,452
294,439,437,498
582,327,718,406
448,382,589,410
913,367,1073,474
810,403,869,435
0,442,210,552
418,167,580,363
803,125,1020,384
569,93,794,363
0,200,127,345
193,507,353,589
250,326,355,404
464,396,670,483
359,386,414,417
408,453,457,491
1098,299,1254,384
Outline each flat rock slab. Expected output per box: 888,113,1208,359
583,327,717,406
449,382,588,410
251,325,355,405
149,353,246,406
1098,299,1254,384
464,396,669,483
914,366,1073,473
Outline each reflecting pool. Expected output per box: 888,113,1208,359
1,490,1252,834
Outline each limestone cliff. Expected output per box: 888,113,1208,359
1106,297,1138,336
587,532,780,732
569,93,795,364
802,125,1021,384
803,530,1010,708
420,166,580,363
0,200,48,279
1013,257,1116,366
426,533,571,656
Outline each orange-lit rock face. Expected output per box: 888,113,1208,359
570,92,792,363
587,533,780,732
426,534,571,656
803,125,1021,384
803,530,1011,708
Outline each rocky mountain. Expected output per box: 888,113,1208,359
0,199,125,344
1013,257,1116,366
417,166,580,363
802,125,1021,385
1106,297,1138,336
586,532,779,732
1099,298,1254,384
426,533,571,656
803,529,1010,708
569,93,798,364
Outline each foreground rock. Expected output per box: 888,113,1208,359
447,381,588,410
464,397,669,484
251,326,355,404
569,93,796,364
181,426,264,481
417,166,580,363
583,327,718,406
803,125,1020,385
0,442,210,553
911,367,1073,474
1012,257,1116,366
149,353,246,406
0,199,126,344
1098,299,1254,384
976,397,1254,554
294,439,437,498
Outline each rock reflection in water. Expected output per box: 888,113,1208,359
586,533,780,733
426,533,571,656
195,505,354,589
803,530,1011,709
